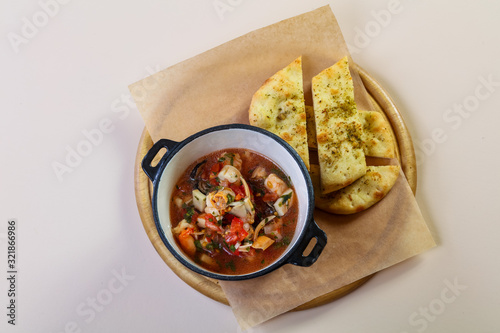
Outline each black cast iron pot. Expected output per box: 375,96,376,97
142,124,327,280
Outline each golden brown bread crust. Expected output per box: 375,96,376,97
249,56,399,214
248,56,309,170
311,56,366,194
308,109,396,159
358,110,395,158
310,164,400,214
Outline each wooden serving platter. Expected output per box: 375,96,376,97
133,65,417,310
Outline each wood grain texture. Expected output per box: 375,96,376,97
133,67,416,310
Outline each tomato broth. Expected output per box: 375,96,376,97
170,148,298,275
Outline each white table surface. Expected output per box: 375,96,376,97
2,1,499,332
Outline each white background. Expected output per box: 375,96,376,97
1,0,499,332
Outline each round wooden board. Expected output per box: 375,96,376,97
133,65,417,310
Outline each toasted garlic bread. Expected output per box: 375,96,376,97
307,108,396,159
249,56,309,170
359,111,395,158
310,164,400,214
312,56,366,193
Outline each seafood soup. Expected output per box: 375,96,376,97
170,148,298,275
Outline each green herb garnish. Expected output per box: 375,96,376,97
274,236,291,248
208,239,220,250
279,192,293,206
225,261,236,272
224,153,235,165
271,168,292,187
184,206,195,222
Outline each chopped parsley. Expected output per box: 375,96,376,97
280,192,293,205
205,239,220,251
271,168,292,187
184,206,195,223
274,236,291,248
224,153,235,165
225,260,236,272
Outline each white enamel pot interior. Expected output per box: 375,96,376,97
142,124,327,280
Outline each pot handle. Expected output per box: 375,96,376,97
141,139,179,181
286,219,327,267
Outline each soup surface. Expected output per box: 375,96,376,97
170,148,298,275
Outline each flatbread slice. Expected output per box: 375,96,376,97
359,111,395,158
307,108,395,158
310,164,400,214
249,56,309,170
312,56,366,193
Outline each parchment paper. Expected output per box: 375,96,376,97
129,5,436,330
